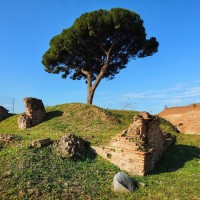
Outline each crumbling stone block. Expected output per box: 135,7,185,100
24,97,45,126
0,106,9,121
18,114,31,130
54,133,87,159
29,138,53,148
18,97,45,130
93,112,175,176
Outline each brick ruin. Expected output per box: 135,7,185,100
0,106,9,121
159,104,200,135
93,112,175,176
18,97,45,130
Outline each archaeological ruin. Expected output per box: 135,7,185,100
18,97,46,130
93,112,175,176
55,133,89,159
0,106,9,121
159,104,200,135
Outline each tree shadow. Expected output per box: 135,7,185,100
0,113,16,121
55,141,97,162
76,144,97,162
44,111,64,122
8,113,17,117
152,144,200,174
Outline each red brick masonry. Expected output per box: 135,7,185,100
93,112,175,176
159,104,200,135
18,97,45,130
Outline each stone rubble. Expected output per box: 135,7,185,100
54,133,87,159
0,134,21,149
0,134,15,143
29,138,53,148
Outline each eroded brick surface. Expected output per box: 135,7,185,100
18,97,45,129
93,112,175,176
17,114,31,130
24,97,45,126
159,104,200,135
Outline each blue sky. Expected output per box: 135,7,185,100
0,0,200,114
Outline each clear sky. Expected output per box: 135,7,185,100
0,0,200,114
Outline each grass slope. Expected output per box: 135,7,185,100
0,103,199,200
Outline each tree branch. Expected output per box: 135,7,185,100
91,39,119,93
100,39,119,56
108,39,118,54
100,42,108,56
72,30,102,63
81,69,89,76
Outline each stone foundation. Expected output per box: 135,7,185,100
18,97,45,130
0,106,9,121
93,112,175,176
18,114,31,130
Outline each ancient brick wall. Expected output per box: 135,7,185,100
93,112,175,176
146,120,165,163
24,97,45,126
159,104,200,135
93,135,155,176
18,97,45,130
0,106,9,121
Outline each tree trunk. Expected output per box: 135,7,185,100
86,64,108,105
83,41,115,105
86,72,94,104
87,89,94,104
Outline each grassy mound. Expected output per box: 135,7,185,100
0,103,138,145
0,103,199,199
158,116,179,133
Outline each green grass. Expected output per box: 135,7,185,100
0,103,199,199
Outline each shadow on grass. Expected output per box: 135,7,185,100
0,113,16,121
152,144,200,174
8,113,17,117
78,145,97,162
53,135,96,162
67,139,97,162
44,111,63,122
